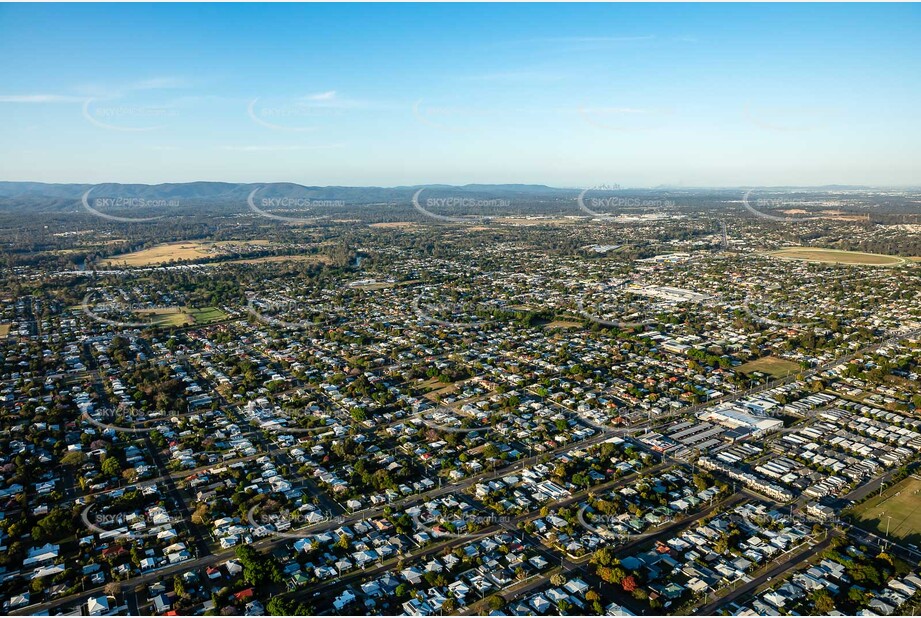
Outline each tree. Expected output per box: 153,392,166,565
32,507,75,543
621,575,637,592
814,590,836,614
173,574,186,598
60,450,87,467
191,503,210,526
234,545,283,586
591,545,617,567
692,474,710,492
350,408,367,422
267,596,312,616
550,573,566,586
101,456,121,478
847,587,867,606
483,443,501,459
487,595,506,611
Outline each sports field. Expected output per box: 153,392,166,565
134,306,227,327
188,307,227,323
853,476,921,542
766,247,906,266
737,356,801,378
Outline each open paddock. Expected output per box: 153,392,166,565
765,247,906,266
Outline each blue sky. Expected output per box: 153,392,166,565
1,3,919,187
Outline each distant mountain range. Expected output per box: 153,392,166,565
0,181,578,212
0,181,904,214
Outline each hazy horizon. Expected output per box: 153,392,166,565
2,179,920,191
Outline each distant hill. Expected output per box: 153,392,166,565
0,181,578,214
1,181,912,216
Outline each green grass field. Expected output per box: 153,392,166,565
766,247,906,266
188,307,228,324
134,306,227,327
853,476,921,543
135,308,193,327
737,356,801,378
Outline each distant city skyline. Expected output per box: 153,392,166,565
1,3,919,186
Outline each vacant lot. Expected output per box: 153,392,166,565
545,320,582,329
766,247,906,266
737,356,801,378
101,240,273,267
0,323,9,337
853,476,921,543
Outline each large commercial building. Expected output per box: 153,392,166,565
699,404,783,437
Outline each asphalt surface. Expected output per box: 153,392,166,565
18,326,920,615
694,533,836,615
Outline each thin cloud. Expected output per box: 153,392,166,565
130,76,188,90
292,91,381,110
76,76,190,100
0,94,85,103
305,90,337,101
223,144,343,152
